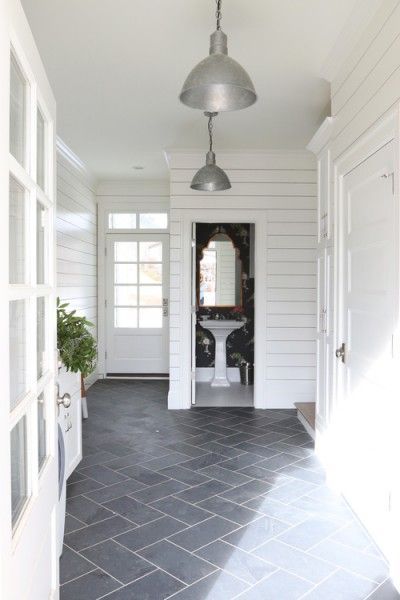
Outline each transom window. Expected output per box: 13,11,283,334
108,212,168,231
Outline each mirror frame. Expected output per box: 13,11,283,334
197,233,243,308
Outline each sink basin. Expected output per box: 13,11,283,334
200,320,245,387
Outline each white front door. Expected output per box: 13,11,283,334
1,2,58,599
338,140,398,560
106,233,169,374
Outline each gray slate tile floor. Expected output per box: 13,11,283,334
60,380,399,600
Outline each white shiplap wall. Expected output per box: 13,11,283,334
56,140,98,385
167,151,317,409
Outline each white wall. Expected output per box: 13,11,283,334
167,151,317,409
56,140,98,385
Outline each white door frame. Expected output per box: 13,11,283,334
175,208,267,409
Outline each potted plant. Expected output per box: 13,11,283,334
57,298,97,419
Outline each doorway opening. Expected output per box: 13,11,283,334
192,223,255,407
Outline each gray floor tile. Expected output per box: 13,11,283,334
67,478,105,499
244,497,310,525
366,579,400,599
115,516,187,552
78,464,129,486
101,569,185,599
330,521,372,551
60,546,94,585
234,442,282,459
78,450,118,470
161,441,210,457
64,514,85,534
158,464,211,487
138,452,188,472
174,479,231,503
151,496,211,525
132,479,189,503
277,516,342,550
301,568,379,599
238,464,290,486
118,465,169,485
290,493,354,523
179,453,227,471
64,516,135,551
199,464,253,486
85,478,148,504
104,495,164,525
103,452,154,471
220,480,273,504
218,454,264,471
263,479,318,503
168,516,240,552
277,464,326,485
81,539,156,584
198,495,262,525
257,452,301,471
168,569,249,599
221,515,289,551
253,539,336,584
66,496,115,525
60,568,120,600
235,569,313,599
200,442,247,457
138,539,217,584
309,539,389,583
195,540,276,584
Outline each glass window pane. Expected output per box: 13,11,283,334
37,201,46,284
108,213,137,229
114,264,137,284
139,308,163,328
9,176,26,284
37,108,45,190
10,54,26,166
139,241,162,262
139,213,168,229
10,300,27,410
114,307,137,328
37,297,46,379
115,286,137,306
114,241,137,262
139,285,162,306
139,263,162,284
11,416,28,526
38,392,46,472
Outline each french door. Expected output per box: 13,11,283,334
337,140,398,562
1,2,58,599
106,234,169,374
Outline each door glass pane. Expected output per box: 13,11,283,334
37,201,46,284
114,264,137,284
11,416,28,526
139,263,162,284
139,285,162,306
139,241,162,262
108,213,136,229
37,108,45,190
37,297,46,379
9,176,26,284
10,54,26,166
139,308,162,328
114,241,137,262
10,300,27,410
115,307,137,328
38,392,46,472
115,286,137,306
139,213,168,229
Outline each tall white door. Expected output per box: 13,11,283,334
337,140,399,560
1,1,59,599
106,234,169,374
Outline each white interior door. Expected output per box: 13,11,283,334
338,140,399,560
106,233,169,374
1,2,58,599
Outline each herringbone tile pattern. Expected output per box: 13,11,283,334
60,380,398,599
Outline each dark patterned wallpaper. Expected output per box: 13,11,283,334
196,223,254,368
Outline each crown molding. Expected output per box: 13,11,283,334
56,137,97,191
320,0,383,83
307,117,335,155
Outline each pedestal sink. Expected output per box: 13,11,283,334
200,320,245,387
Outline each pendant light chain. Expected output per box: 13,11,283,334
208,114,214,153
216,0,222,30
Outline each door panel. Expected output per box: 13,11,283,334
338,141,397,560
106,234,169,374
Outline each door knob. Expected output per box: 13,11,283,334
57,392,71,409
335,343,346,363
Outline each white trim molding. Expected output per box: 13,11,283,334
307,117,335,155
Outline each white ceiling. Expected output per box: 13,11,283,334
21,0,359,180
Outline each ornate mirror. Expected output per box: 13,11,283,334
198,233,242,307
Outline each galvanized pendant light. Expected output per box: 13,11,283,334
180,0,257,112
191,112,231,192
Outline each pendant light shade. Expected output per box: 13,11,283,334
191,150,231,192
180,29,257,112
191,113,231,192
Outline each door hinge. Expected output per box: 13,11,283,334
335,342,346,364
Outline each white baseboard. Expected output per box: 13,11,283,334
196,367,240,383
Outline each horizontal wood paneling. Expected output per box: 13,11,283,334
56,150,98,383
